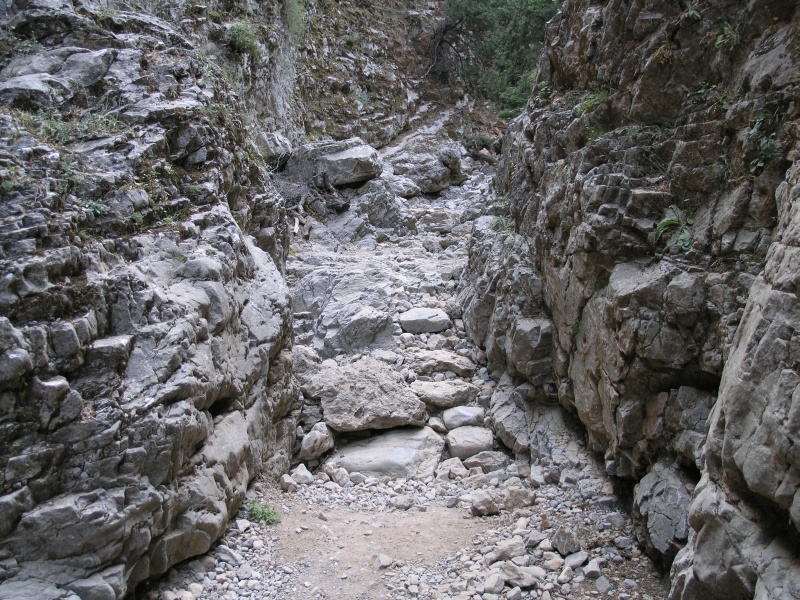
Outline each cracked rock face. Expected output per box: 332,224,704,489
0,0,298,597
456,0,800,595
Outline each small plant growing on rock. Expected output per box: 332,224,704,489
747,113,778,175
715,23,739,48
228,23,260,56
79,198,106,216
491,216,513,233
246,500,280,524
652,41,674,65
654,204,693,252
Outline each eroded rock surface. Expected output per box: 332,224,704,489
452,0,800,596
0,0,299,596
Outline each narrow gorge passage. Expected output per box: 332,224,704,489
1,1,798,599
142,119,668,600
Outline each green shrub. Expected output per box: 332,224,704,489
246,500,281,524
229,23,260,56
441,0,563,115
285,0,305,41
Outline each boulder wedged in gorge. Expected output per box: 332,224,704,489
284,138,383,187
0,1,298,596
326,427,445,479
455,0,800,596
299,357,428,432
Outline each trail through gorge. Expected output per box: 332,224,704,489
141,114,669,600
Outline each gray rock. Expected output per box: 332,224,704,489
446,426,494,460
494,537,526,561
326,427,444,479
442,406,485,429
411,380,480,408
391,495,414,510
285,138,382,186
375,554,393,569
303,357,427,432
405,349,477,377
258,131,292,167
331,467,350,487
297,422,335,461
502,487,536,511
293,265,402,357
552,524,581,556
483,572,505,594
463,451,509,473
488,375,530,455
280,474,299,492
470,489,500,516
290,463,315,485
398,307,452,333
436,456,470,480
596,576,613,594
564,551,589,570
498,562,546,589
584,558,602,578
633,459,694,567
504,316,553,379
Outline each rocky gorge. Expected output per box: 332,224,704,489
0,0,798,599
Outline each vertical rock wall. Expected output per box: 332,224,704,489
0,0,298,597
458,0,800,596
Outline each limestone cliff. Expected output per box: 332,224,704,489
0,0,299,597
458,0,799,597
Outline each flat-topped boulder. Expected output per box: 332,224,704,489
405,349,477,377
284,137,382,186
398,307,451,333
326,427,445,479
411,380,480,408
301,357,427,432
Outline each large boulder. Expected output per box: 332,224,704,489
411,379,480,408
326,427,445,479
385,143,466,194
292,264,407,358
405,349,477,377
398,307,452,333
301,357,427,432
284,138,382,186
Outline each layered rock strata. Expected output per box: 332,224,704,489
0,0,298,597
457,0,800,597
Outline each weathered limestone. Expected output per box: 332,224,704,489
326,427,445,479
284,138,383,186
398,307,452,334
0,3,298,597
446,426,494,460
300,357,427,432
411,379,480,409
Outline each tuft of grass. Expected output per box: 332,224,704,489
16,110,129,144
246,500,281,524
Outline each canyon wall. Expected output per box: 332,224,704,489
0,0,299,597
458,0,800,597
